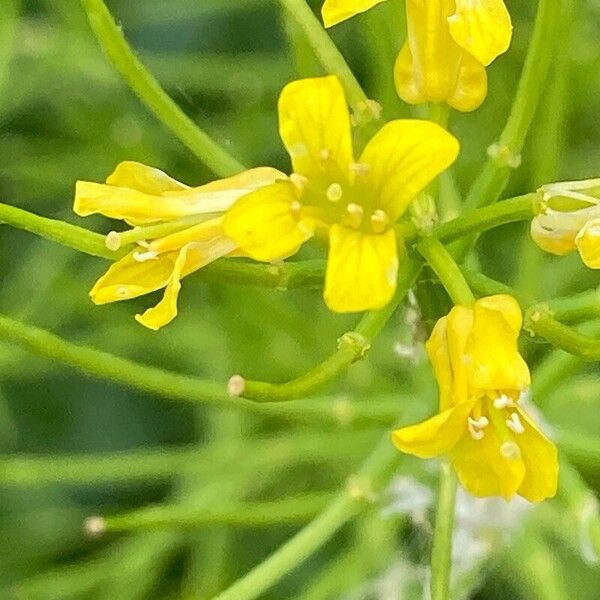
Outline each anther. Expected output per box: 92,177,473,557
500,441,521,460
319,148,331,161
290,200,302,217
370,209,389,234
105,231,122,251
84,516,106,538
133,250,159,262
349,162,370,176
116,286,129,298
467,416,489,440
290,173,308,191
494,394,512,410
506,412,525,435
326,183,343,202
227,374,246,397
346,203,364,228
289,142,309,158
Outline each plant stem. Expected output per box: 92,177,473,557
0,203,125,260
279,0,378,125
242,259,421,401
213,433,399,600
464,0,563,211
79,0,245,176
417,237,474,305
430,461,458,600
98,492,335,532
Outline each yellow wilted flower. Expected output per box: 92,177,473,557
321,0,512,112
74,162,284,330
531,179,600,269
393,295,558,501
223,75,459,313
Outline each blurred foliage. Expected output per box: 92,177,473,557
0,0,600,599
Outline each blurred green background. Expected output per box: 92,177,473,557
1,0,600,598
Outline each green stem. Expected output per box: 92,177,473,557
213,433,399,600
79,0,244,176
241,259,421,401
464,0,563,211
97,493,335,532
430,461,458,600
417,237,474,305
0,203,125,260
279,0,378,125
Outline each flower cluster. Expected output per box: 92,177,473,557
322,0,513,111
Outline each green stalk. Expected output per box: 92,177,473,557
430,462,458,600
97,493,335,532
79,0,245,176
279,0,378,124
464,0,563,211
417,237,474,305
242,259,421,401
213,433,399,600
0,203,125,260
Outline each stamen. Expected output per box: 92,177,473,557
326,183,343,202
105,231,122,251
500,441,521,460
319,148,331,161
289,142,309,158
349,162,370,176
290,200,302,218
346,203,364,229
493,394,512,410
290,173,308,191
370,209,389,234
133,250,159,262
506,412,525,435
467,416,489,440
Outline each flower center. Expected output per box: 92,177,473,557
466,394,525,461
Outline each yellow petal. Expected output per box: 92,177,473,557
395,1,488,112
392,400,476,459
445,305,474,407
278,76,353,185
425,316,454,411
451,425,525,500
75,167,285,225
90,250,179,304
466,299,530,392
357,120,459,220
321,0,387,27
324,225,398,313
512,406,558,502
475,294,522,334
575,219,600,269
448,0,512,67
223,181,314,262
530,216,578,256
106,161,189,193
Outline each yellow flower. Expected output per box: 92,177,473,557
393,295,558,502
322,0,512,112
224,75,459,313
531,179,600,269
74,161,284,330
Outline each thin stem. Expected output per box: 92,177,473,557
241,259,422,401
279,0,378,125
430,461,458,600
213,433,399,600
79,0,245,176
96,492,335,532
0,203,126,260
417,237,474,305
464,0,563,211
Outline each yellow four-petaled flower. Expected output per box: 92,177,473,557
74,162,284,330
224,75,459,313
393,295,558,501
322,0,513,111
